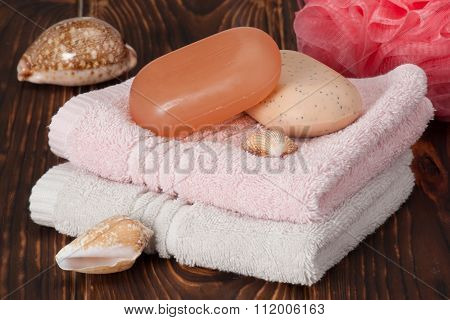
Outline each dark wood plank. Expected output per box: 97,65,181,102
0,0,83,299
0,0,448,300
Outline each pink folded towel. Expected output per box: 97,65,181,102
49,64,433,223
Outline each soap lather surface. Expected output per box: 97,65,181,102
130,27,281,138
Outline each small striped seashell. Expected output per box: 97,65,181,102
242,129,298,157
17,17,137,86
56,216,152,274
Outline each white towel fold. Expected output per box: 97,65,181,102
30,151,414,285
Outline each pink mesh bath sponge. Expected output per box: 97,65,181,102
294,0,449,120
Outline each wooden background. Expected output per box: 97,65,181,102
0,0,448,299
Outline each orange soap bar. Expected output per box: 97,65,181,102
129,27,281,137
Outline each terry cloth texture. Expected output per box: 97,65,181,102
48,64,432,224
30,151,414,285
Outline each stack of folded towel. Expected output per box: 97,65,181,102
29,64,433,285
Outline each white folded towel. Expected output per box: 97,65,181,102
30,151,414,285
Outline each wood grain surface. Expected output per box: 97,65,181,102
0,0,448,299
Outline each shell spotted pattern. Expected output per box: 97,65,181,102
73,216,151,252
19,17,132,76
55,216,152,274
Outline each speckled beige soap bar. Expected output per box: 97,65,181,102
246,50,363,138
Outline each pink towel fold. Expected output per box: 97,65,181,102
49,64,433,223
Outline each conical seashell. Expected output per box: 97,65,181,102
56,216,152,274
242,129,298,157
17,17,137,86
